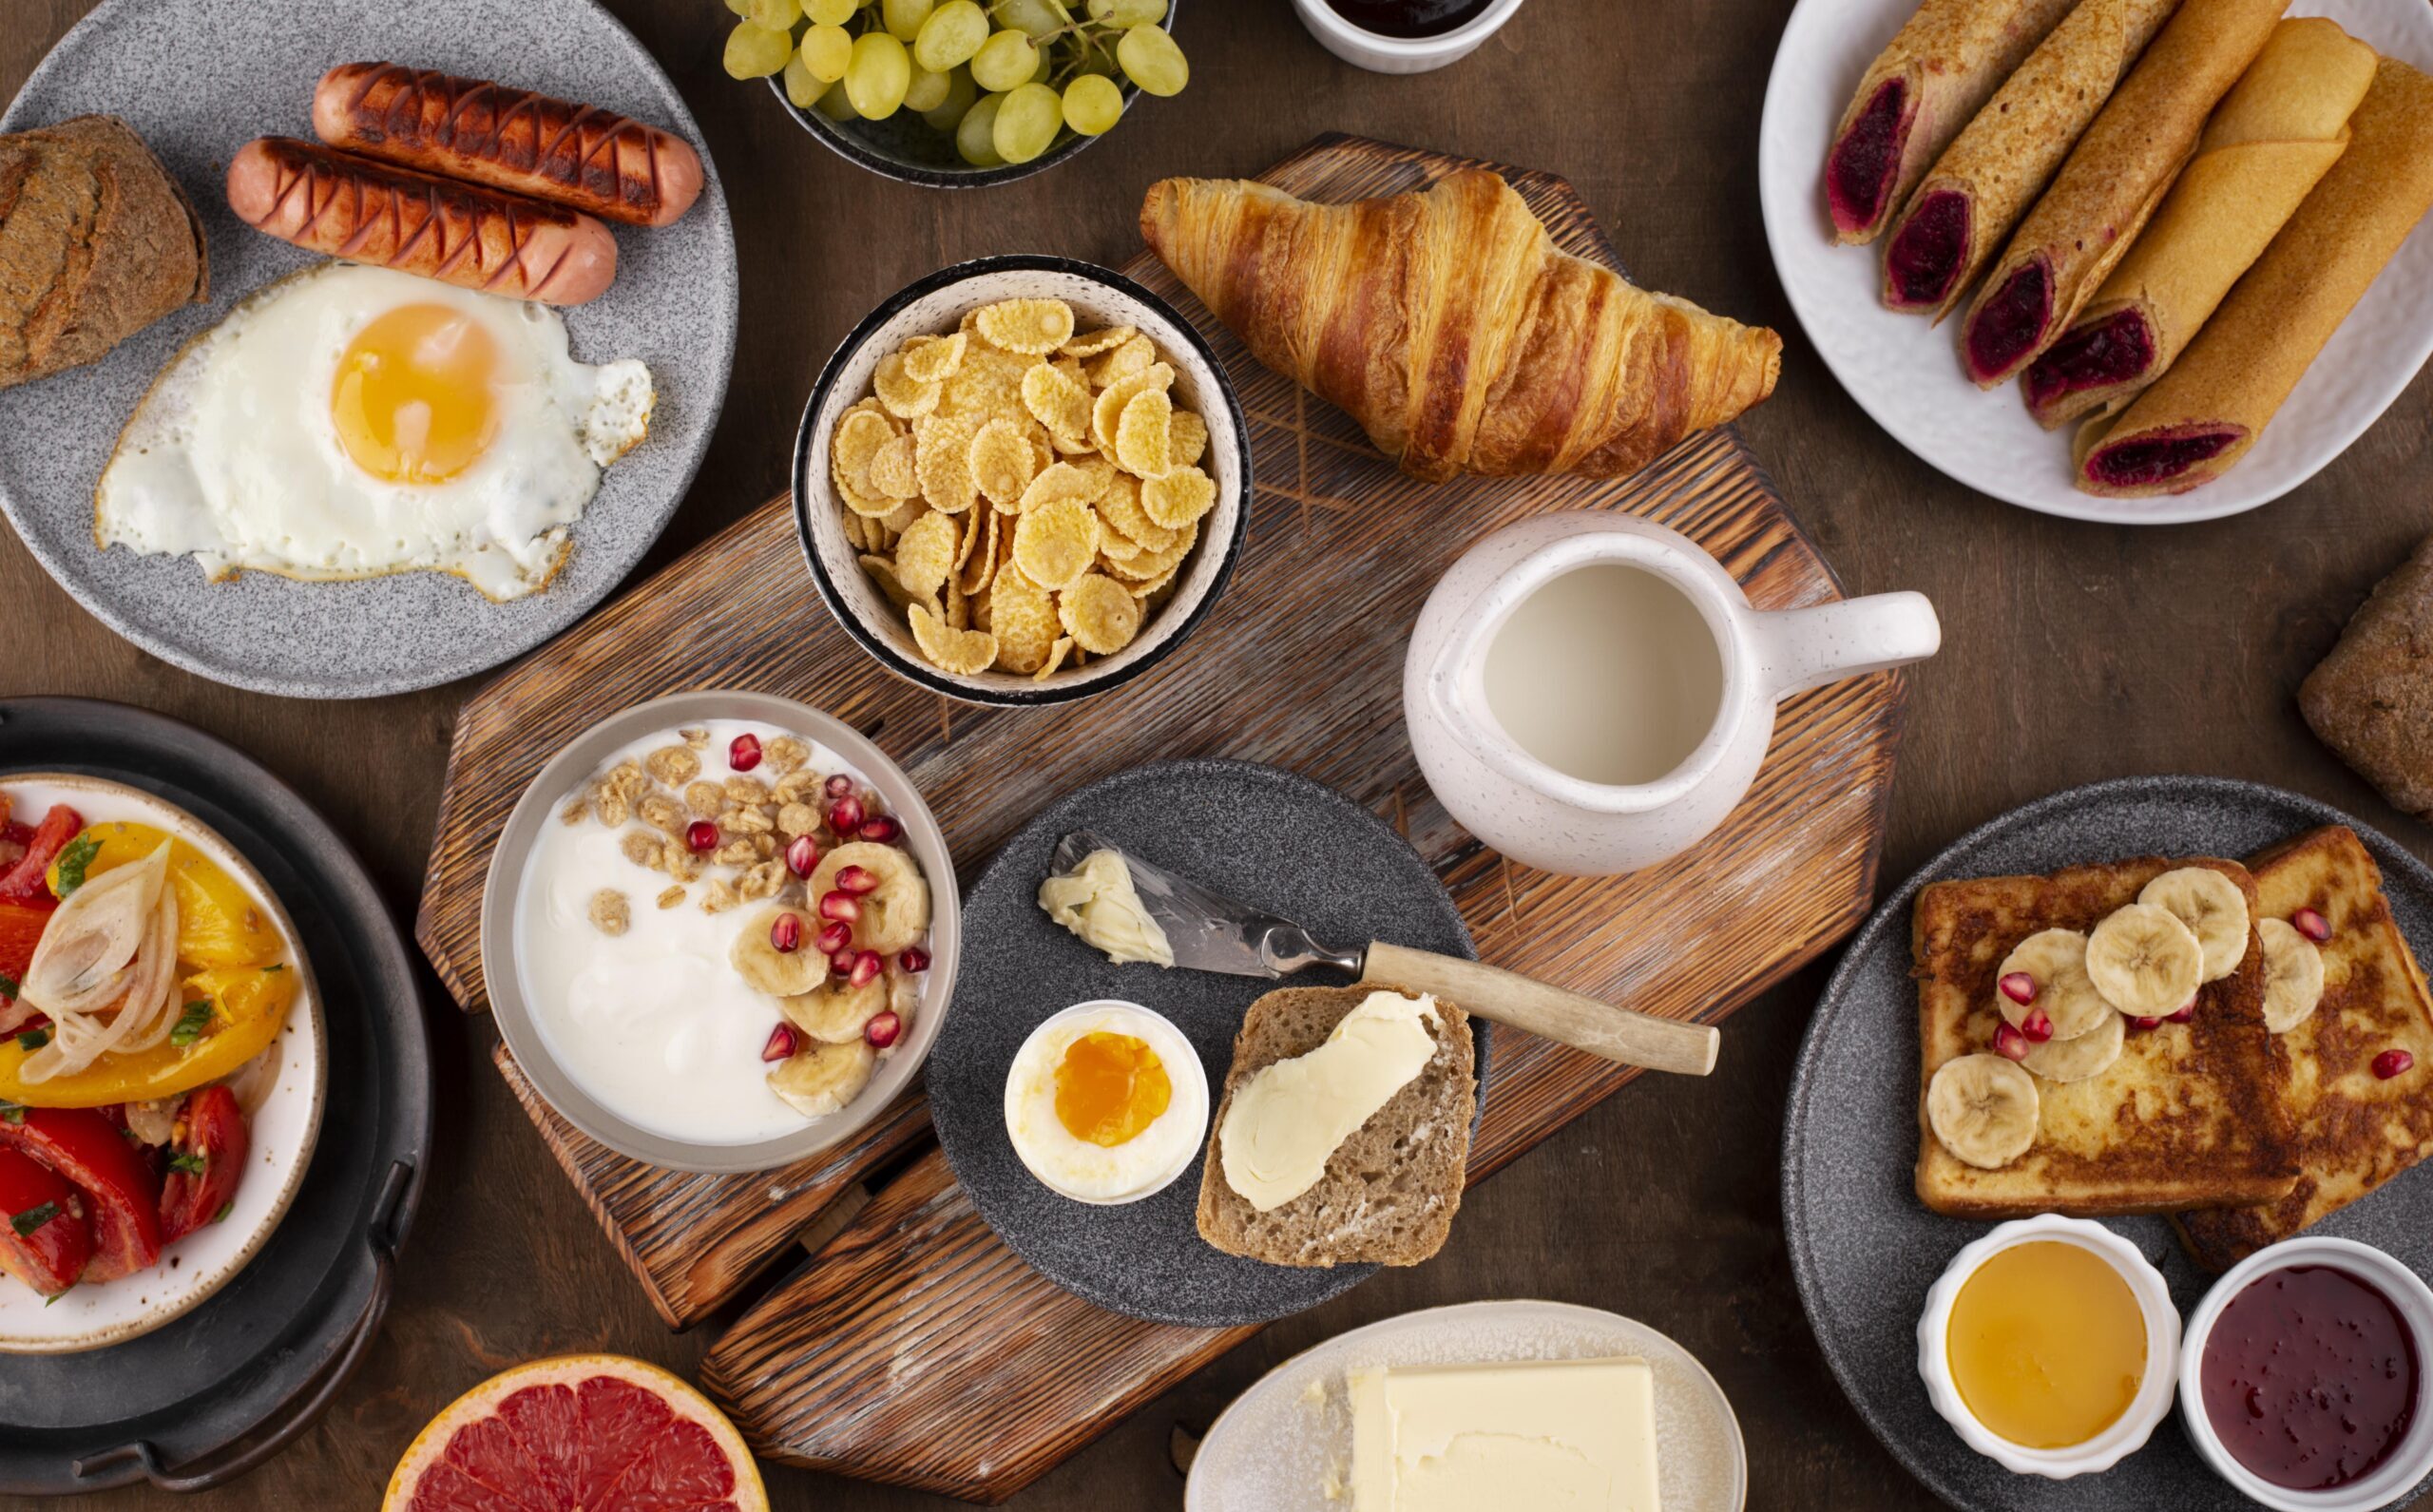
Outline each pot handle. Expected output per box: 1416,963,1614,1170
1748,591,1940,700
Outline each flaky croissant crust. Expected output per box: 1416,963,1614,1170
1140,168,1781,482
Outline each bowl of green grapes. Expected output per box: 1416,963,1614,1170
723,0,1190,187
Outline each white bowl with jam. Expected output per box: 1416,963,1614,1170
1289,0,1528,74
1917,1215,2179,1477
2180,1235,2433,1512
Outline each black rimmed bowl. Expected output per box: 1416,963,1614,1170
795,254,1252,708
766,4,1181,188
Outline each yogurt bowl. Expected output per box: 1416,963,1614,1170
481,691,958,1174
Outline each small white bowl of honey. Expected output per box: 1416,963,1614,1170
1916,1215,2179,1478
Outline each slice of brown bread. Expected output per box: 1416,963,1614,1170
1195,984,1476,1269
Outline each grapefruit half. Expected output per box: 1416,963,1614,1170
383,1353,769,1511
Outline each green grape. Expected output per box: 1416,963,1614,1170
782,53,825,105
799,22,853,81
913,1,989,70
992,0,1063,38
725,0,754,17
882,0,933,40
956,92,1006,166
902,64,951,111
922,65,980,130
1116,24,1187,96
805,0,859,21
723,20,795,78
815,77,861,122
1061,72,1121,135
844,30,913,117
749,0,801,28
968,29,1039,91
991,80,1062,163
1086,0,1164,23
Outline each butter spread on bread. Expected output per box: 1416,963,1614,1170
1220,990,1440,1213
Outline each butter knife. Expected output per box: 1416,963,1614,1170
1051,833,1718,1077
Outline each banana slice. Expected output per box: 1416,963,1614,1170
2021,1007,2124,1084
810,842,931,956
2085,903,2204,1018
1927,1054,2040,1170
732,906,825,997
2138,867,2251,983
2258,917,2327,1033
767,1039,877,1118
780,975,890,1044
1995,928,2111,1041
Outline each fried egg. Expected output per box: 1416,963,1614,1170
1005,1002,1208,1204
95,263,653,601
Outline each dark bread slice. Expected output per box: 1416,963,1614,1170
1195,985,1475,1269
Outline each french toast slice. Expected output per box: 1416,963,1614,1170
1914,855,2299,1218
2174,827,2433,1270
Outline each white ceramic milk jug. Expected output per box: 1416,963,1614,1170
1405,512,1940,876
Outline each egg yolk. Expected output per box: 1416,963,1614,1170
1054,1031,1172,1148
330,304,502,484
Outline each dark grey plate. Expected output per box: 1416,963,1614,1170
928,759,1485,1328
1784,775,2433,1512
0,0,737,698
0,698,430,1495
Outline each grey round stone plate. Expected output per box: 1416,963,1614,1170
1784,775,2433,1511
0,0,737,699
928,759,1486,1329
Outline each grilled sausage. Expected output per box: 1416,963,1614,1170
224,137,617,306
312,63,703,228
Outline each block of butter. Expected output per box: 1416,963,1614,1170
1349,1356,1660,1511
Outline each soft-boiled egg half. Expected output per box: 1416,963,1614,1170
1005,1000,1209,1205
95,263,653,601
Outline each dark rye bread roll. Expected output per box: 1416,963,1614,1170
0,116,206,391
1196,985,1476,1269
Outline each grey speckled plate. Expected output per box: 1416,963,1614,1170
1785,775,2433,1512
0,0,736,699
928,760,1486,1329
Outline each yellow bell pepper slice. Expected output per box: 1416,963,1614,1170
0,961,297,1108
48,822,280,968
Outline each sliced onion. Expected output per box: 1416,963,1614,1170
220,1041,283,1117
121,1098,180,1146
18,845,181,1083
19,844,170,1017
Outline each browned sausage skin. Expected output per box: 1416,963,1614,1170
224,138,618,306
312,62,704,228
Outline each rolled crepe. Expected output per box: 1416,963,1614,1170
2026,18,2375,428
1881,0,2181,319
1959,0,2288,387
1824,0,2079,244
2078,57,2433,497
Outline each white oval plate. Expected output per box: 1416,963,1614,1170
0,775,325,1353
1758,0,2433,525
1184,1299,1747,1511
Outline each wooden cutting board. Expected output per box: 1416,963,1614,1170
414,133,1908,1501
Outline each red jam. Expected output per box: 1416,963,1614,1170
1885,188,1971,309
2023,307,2155,420
2201,1265,2419,1490
1965,259,2054,383
1827,80,1907,236
1323,0,1496,37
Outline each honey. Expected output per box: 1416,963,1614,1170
1053,1031,1172,1148
1946,1240,2146,1448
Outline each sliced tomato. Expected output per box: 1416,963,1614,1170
158,1085,248,1243
0,818,29,872
0,805,80,903
0,1144,91,1296
0,1105,160,1280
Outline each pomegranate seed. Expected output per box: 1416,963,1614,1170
1992,1023,2030,1061
2293,908,2331,943
2132,1015,2163,1030
2376,1048,2415,1080
2021,1008,2054,1043
760,1024,797,1062
769,912,804,954
825,774,854,798
849,949,884,989
831,948,858,977
1998,972,2038,1006
815,921,852,956
859,814,902,844
685,819,719,853
898,945,930,973
2167,999,2196,1024
836,865,879,896
818,890,860,923
729,732,763,772
785,834,821,878
865,1010,902,1049
828,794,865,833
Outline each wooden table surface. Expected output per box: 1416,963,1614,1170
8,1,2432,1507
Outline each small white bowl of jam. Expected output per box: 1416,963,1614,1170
1291,0,1529,74
2180,1235,2433,1512
1917,1215,2179,1478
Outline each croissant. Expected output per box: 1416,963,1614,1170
1138,169,1781,483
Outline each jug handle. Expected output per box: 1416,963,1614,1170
1748,591,1941,701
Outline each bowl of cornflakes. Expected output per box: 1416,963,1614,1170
795,255,1251,706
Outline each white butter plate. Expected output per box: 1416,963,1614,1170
1758,0,2433,525
1183,1299,1747,1511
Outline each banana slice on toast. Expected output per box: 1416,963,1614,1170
2139,867,2251,983
1927,1054,2040,1170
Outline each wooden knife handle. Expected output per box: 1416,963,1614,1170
1361,942,1720,1077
